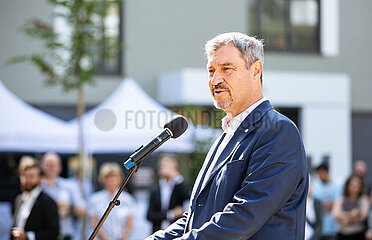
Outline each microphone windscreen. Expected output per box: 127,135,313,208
164,115,188,139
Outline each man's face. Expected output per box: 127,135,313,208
41,156,61,179
316,169,329,183
21,167,41,192
158,157,177,180
354,162,367,177
207,43,262,118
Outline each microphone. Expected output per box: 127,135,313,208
123,115,188,170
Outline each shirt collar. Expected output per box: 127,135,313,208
21,185,42,201
221,97,267,132
159,175,184,186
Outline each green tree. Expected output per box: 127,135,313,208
8,0,121,238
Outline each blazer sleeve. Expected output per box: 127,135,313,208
178,181,191,205
147,188,167,223
170,119,306,240
146,211,189,240
34,193,59,240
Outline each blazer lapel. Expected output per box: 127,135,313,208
190,132,225,201
186,132,226,231
198,128,250,193
197,100,273,197
13,195,22,227
24,191,42,230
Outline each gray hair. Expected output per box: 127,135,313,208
205,32,264,70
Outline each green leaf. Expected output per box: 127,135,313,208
6,55,30,66
30,54,56,79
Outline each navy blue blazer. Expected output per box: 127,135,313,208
147,100,308,240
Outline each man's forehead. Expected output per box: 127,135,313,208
207,53,240,68
207,45,242,67
44,157,60,165
25,167,39,175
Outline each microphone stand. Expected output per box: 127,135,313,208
88,146,144,240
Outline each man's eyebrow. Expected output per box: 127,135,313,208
207,62,236,69
219,62,234,66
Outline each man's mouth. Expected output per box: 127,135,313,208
213,88,229,96
214,89,224,94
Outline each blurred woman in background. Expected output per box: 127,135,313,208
333,175,370,240
89,162,134,240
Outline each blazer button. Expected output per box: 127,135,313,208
198,203,204,207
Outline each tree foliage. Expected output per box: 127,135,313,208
8,0,121,91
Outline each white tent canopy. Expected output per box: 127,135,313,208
0,80,77,153
0,78,193,154
68,78,194,153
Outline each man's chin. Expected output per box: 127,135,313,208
25,185,38,192
214,100,233,110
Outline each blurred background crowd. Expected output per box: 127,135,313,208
2,152,372,240
1,152,191,240
1,0,372,239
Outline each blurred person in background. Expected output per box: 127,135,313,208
14,156,37,196
333,175,370,240
354,160,371,195
312,162,340,240
41,152,86,240
68,166,94,240
306,176,323,240
353,160,372,240
365,208,372,240
147,154,190,233
89,162,134,240
11,163,59,240
0,156,36,240
18,156,37,178
0,200,12,240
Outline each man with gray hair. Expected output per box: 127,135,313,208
41,152,86,240
146,32,308,240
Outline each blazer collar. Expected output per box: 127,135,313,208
198,100,273,195
221,97,267,132
238,100,273,132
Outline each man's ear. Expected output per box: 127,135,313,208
252,60,263,80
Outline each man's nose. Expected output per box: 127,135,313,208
210,71,224,86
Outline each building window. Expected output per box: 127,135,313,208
93,1,122,75
249,0,320,53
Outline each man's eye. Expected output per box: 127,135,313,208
208,70,215,75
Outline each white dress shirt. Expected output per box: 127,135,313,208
159,175,184,229
201,97,267,189
42,177,86,237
